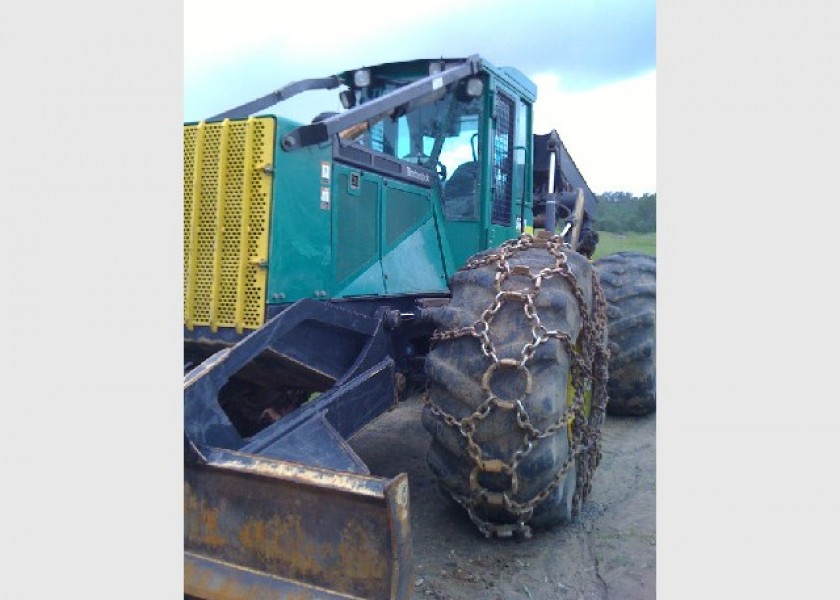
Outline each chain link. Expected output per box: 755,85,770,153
425,233,609,538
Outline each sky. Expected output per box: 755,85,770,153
184,0,656,195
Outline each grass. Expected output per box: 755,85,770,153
592,231,656,260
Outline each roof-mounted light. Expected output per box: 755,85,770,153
465,77,484,98
353,69,371,88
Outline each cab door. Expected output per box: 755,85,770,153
485,85,522,247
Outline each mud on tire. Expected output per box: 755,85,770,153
422,236,608,535
594,252,656,416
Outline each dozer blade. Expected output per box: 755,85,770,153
184,299,413,599
185,440,411,600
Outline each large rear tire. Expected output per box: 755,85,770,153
422,235,608,537
594,252,656,416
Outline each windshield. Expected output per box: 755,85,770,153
346,83,483,221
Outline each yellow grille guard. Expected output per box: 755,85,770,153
184,117,274,334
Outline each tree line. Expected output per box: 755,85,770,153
594,193,656,233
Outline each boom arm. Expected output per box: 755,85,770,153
209,75,342,121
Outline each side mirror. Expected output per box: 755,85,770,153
437,162,447,181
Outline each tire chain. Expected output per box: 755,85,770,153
424,233,609,538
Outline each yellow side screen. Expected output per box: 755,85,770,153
184,117,275,333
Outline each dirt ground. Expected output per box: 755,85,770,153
350,392,656,600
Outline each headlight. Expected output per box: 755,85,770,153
339,89,356,109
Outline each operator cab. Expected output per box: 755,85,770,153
310,56,537,270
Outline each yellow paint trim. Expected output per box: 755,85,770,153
234,117,256,335
565,379,575,444
565,338,593,444
185,121,206,331
565,381,593,445
209,119,231,333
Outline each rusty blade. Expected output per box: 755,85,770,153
185,448,412,600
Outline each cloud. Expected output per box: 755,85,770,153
185,0,655,89
184,0,656,193
185,0,485,76
532,71,656,194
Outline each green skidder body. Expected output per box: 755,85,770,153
264,57,538,306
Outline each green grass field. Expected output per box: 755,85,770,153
591,231,656,260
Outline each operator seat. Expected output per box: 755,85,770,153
441,161,479,220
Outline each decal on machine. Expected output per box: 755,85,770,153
405,166,431,184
